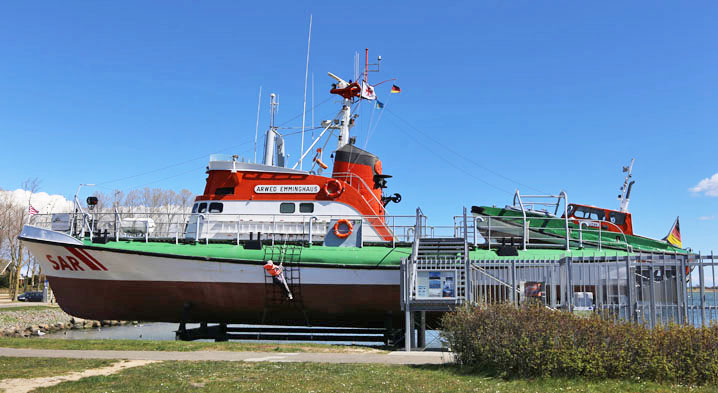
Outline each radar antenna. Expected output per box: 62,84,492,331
618,158,635,213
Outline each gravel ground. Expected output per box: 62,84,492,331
0,308,74,332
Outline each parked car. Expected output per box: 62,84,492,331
17,291,43,302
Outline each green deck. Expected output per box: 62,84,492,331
82,239,638,267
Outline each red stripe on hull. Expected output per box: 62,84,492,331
48,276,408,328
64,247,101,271
77,248,108,270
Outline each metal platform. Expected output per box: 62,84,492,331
175,323,401,345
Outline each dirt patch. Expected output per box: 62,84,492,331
0,359,157,393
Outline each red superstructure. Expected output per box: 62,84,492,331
189,49,400,243
564,204,634,236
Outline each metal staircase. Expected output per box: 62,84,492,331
416,237,466,260
413,237,467,299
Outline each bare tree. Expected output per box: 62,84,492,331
90,191,110,212
0,178,40,300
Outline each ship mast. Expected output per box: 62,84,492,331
618,158,635,213
263,93,286,167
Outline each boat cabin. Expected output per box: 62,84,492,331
564,204,634,236
184,144,401,244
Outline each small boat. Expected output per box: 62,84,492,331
471,160,685,254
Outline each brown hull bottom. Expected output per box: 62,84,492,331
48,276,439,328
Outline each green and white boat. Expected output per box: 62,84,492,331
471,160,685,255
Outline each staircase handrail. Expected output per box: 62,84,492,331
470,262,522,295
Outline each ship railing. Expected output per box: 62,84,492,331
331,171,397,238
512,189,567,216
27,211,421,246
576,219,632,253
184,212,419,246
513,189,570,251
332,171,385,213
470,215,633,252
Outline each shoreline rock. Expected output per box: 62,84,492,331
0,308,133,338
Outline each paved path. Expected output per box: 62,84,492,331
0,347,452,365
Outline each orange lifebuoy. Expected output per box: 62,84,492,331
334,219,353,239
324,179,344,198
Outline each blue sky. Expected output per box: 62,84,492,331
1,1,717,252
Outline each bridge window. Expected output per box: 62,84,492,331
192,203,198,213
197,202,207,213
215,187,234,195
299,203,314,213
280,203,295,214
609,211,626,226
209,202,223,213
572,206,605,221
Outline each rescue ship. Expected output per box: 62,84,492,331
19,52,686,330
20,51,414,328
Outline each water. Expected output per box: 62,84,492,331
42,322,183,341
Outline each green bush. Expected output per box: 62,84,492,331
441,304,718,385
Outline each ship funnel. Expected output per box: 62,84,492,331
263,129,287,167
263,129,277,166
263,93,286,167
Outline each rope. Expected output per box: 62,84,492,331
387,116,511,195
386,108,548,195
96,139,255,187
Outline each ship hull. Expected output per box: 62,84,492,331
20,228,404,328
46,277,400,327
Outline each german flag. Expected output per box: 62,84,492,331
390,84,401,94
663,217,682,248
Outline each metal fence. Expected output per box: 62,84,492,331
403,252,718,329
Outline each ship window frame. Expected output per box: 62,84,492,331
208,202,223,213
215,187,234,195
587,209,604,221
280,203,296,214
299,202,314,213
197,202,207,214
192,203,199,213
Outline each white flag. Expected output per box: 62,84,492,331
360,81,377,100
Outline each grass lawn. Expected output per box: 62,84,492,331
0,356,115,380
33,361,716,393
0,305,59,313
0,337,386,353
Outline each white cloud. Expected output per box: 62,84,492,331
0,189,73,214
698,215,716,221
691,173,718,197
